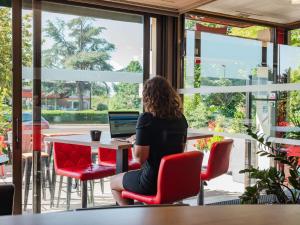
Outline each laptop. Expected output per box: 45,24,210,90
108,111,139,140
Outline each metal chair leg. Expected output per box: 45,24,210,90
89,180,94,206
41,159,46,200
22,159,25,181
75,179,80,196
24,158,32,211
50,143,56,208
81,181,87,208
100,179,104,194
50,163,56,207
56,176,63,208
66,177,72,210
197,180,204,206
45,156,52,203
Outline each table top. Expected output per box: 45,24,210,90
44,132,212,150
44,132,132,149
1,205,300,225
187,132,212,140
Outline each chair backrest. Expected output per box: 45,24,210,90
204,139,233,181
54,143,92,170
0,184,14,216
0,136,5,154
98,147,133,163
155,151,203,204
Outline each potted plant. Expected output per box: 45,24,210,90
239,126,300,204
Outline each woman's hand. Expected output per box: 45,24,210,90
126,134,136,144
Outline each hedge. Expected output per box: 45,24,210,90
42,110,108,124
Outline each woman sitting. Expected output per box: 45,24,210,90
110,76,188,205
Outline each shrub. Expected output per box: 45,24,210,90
42,110,108,124
96,103,108,111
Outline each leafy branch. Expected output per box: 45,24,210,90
239,126,300,204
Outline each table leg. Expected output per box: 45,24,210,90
116,148,128,174
49,142,56,208
197,180,204,206
81,181,88,208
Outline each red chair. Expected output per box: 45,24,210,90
198,139,233,205
98,147,140,169
54,143,115,209
98,147,140,194
122,151,203,204
0,136,6,177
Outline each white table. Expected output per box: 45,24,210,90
45,131,212,174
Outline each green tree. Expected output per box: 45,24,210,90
0,8,32,135
202,78,245,118
0,8,32,98
288,66,300,114
0,8,12,99
229,26,268,39
109,60,142,111
43,17,115,110
290,29,300,47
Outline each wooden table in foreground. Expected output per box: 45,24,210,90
1,205,299,225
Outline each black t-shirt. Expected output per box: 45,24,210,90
135,112,188,193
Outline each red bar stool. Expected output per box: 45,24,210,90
0,136,6,177
21,133,51,211
54,143,115,209
98,147,140,193
198,139,233,205
122,151,203,204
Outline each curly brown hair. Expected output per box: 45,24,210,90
143,76,183,119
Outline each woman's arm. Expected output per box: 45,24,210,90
133,145,149,165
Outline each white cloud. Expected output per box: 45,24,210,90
109,60,123,71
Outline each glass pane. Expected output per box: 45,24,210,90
0,6,13,185
183,16,277,205
184,18,273,89
22,3,33,213
37,2,144,212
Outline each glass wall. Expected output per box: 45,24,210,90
17,1,145,213
0,5,13,186
181,15,300,204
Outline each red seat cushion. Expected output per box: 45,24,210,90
200,171,209,181
56,164,115,181
99,160,140,170
122,191,157,204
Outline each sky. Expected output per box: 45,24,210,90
42,11,143,71
186,31,300,81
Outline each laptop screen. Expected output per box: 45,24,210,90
108,111,139,138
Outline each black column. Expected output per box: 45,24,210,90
12,0,23,215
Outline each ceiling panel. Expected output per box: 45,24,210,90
197,0,300,24
83,0,217,12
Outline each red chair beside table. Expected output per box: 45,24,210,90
98,147,140,193
54,143,115,209
198,139,234,205
98,147,140,169
122,151,203,205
